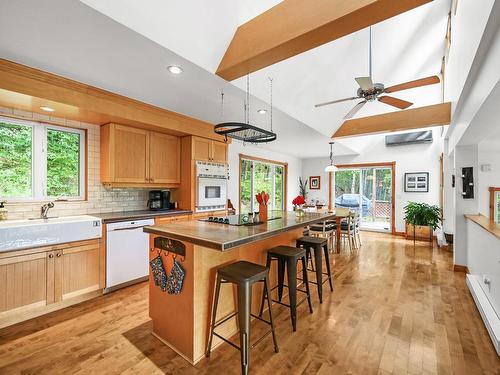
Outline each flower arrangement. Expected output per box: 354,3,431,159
292,195,306,217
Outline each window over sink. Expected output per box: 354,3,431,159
0,116,86,201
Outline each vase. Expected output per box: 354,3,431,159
259,204,268,223
295,205,305,217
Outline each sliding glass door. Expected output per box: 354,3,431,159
335,166,392,232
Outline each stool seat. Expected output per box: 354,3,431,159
268,246,305,259
297,236,328,245
218,261,268,284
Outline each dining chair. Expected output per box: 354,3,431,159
340,211,356,253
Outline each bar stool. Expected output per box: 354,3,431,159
206,261,279,375
296,236,334,303
259,246,313,331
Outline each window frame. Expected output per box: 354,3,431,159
0,116,86,202
489,187,500,224
238,154,288,214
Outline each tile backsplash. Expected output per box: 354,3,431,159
0,107,150,220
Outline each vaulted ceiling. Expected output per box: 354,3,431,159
0,0,450,158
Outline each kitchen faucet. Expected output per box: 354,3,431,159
41,202,55,219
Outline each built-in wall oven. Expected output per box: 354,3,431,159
196,161,227,212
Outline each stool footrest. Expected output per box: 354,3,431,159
212,328,275,352
213,312,238,329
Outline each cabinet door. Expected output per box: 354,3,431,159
211,141,227,163
149,132,180,184
155,215,190,225
112,124,149,183
192,137,211,161
0,251,49,315
57,240,101,301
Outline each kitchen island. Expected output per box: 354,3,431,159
143,211,335,364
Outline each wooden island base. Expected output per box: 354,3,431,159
149,228,303,365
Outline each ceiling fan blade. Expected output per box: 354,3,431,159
378,95,413,109
384,75,440,93
344,101,367,119
315,96,358,108
355,76,374,90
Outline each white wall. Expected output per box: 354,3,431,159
442,148,455,234
301,128,444,233
227,140,302,213
478,140,500,217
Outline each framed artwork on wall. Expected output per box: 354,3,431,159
404,172,429,192
309,176,321,190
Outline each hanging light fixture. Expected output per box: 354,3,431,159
214,76,277,143
325,142,338,172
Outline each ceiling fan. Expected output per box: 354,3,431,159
315,27,440,119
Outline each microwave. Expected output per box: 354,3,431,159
196,161,227,212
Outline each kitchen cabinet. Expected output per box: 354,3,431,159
0,239,103,328
155,214,190,225
101,123,181,187
192,136,227,163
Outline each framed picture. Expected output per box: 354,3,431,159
309,176,321,190
404,172,429,192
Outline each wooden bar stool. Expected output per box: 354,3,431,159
206,261,279,375
296,236,334,303
259,246,313,331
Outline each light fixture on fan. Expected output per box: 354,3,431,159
325,142,338,172
214,76,277,143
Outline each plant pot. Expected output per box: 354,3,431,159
405,222,433,242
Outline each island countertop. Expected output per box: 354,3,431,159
143,211,335,251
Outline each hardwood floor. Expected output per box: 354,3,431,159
0,232,498,374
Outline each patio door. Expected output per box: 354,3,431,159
335,165,393,233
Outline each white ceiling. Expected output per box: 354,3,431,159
81,0,450,139
0,0,450,158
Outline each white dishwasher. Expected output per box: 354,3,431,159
105,218,154,292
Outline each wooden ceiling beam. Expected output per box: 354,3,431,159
216,0,432,81
332,102,451,138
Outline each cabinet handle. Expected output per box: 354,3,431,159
48,253,54,259
56,252,62,257
151,178,154,182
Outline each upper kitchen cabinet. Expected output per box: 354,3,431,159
101,123,181,187
191,136,227,163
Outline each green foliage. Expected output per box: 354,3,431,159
0,122,32,197
0,122,81,199
47,129,80,197
404,202,442,230
298,177,307,198
240,159,284,213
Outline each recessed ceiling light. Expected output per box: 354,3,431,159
167,65,183,74
257,109,267,114
40,106,55,112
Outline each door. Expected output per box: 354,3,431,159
211,141,227,163
0,251,50,314
58,240,101,301
192,137,211,161
113,124,149,183
335,165,393,232
149,132,180,184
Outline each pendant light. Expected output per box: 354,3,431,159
214,76,277,143
324,142,338,172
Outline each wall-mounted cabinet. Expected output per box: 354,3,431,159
101,123,181,187
0,239,103,328
192,136,227,163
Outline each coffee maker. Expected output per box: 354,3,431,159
147,190,171,211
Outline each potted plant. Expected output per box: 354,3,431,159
404,202,442,242
298,177,308,200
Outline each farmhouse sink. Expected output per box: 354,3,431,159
0,215,102,252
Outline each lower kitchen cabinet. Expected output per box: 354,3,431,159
0,239,103,328
155,214,190,225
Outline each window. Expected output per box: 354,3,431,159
0,117,85,200
239,155,286,214
489,187,500,224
